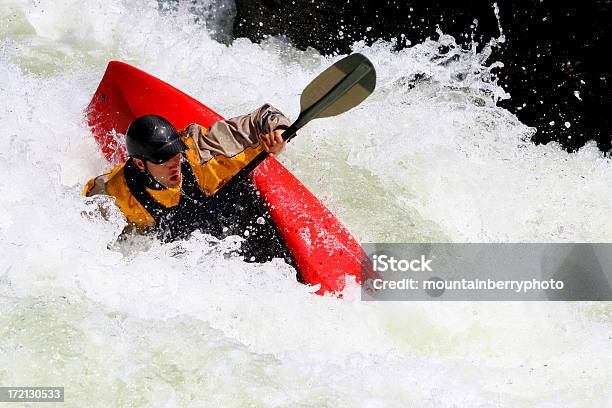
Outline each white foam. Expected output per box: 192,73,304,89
0,1,611,406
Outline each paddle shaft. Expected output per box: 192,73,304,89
212,58,374,196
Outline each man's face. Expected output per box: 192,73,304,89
134,153,182,188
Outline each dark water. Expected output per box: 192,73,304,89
233,0,611,153
1,2,611,405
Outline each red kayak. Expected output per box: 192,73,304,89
86,61,364,295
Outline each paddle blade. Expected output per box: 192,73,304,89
299,53,376,121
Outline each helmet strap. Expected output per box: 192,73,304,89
137,159,166,190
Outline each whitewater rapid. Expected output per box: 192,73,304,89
1,0,611,406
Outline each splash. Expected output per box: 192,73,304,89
1,0,611,406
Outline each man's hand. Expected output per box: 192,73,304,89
260,129,287,157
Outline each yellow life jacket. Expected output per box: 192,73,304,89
83,131,264,230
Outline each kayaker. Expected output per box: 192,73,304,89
84,104,293,262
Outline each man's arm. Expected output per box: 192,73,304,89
184,103,290,163
83,173,110,197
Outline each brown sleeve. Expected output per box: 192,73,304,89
183,103,290,164
81,173,117,225
83,174,110,197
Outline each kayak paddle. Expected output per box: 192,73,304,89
216,53,377,194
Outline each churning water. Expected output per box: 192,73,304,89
1,0,611,406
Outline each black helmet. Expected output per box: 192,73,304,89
125,115,187,164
